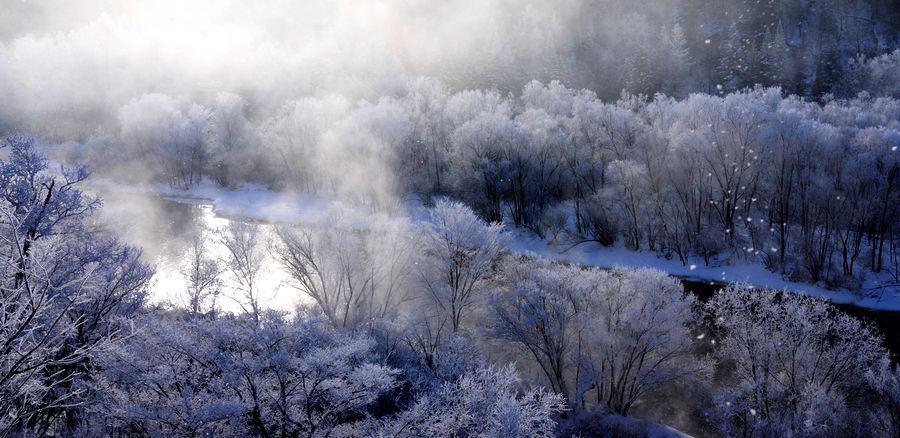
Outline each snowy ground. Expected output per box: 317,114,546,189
88,179,900,312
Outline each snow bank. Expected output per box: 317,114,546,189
508,230,900,312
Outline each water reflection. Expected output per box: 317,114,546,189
97,190,299,313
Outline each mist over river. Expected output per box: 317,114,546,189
97,190,298,312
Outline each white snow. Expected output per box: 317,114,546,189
507,230,900,311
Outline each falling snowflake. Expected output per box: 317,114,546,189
690,264,697,270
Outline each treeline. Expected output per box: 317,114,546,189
3,137,900,436
89,70,900,291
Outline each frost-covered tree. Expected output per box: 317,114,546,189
95,313,398,437
117,94,210,188
258,95,351,192
216,222,267,324
607,159,650,250
180,225,222,317
399,78,454,195
275,216,418,332
276,225,371,331
207,93,259,188
866,357,900,437
490,261,707,414
719,23,771,92
626,24,692,97
841,50,900,98
418,200,505,333
449,106,524,223
380,364,565,437
707,285,888,436
579,268,707,415
0,135,151,435
489,257,596,406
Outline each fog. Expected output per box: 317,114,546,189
4,0,896,141
0,0,610,139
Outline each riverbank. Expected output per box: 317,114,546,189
510,230,900,312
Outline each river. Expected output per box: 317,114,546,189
97,190,900,359
98,190,299,313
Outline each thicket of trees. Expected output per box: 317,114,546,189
3,137,899,436
88,70,900,293
0,136,152,434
